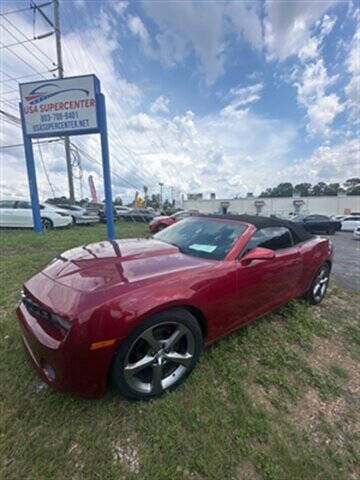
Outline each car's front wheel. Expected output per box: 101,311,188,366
111,309,203,400
306,263,330,305
41,217,53,230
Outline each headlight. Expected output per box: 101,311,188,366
56,211,71,217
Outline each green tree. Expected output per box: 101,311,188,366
294,183,312,196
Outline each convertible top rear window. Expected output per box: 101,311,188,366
154,217,247,260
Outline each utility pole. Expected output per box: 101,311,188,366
53,0,74,202
159,182,164,209
143,185,148,207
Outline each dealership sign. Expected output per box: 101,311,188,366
19,74,100,138
19,74,115,240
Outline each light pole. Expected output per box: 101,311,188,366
159,182,164,209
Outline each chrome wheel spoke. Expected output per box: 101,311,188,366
140,328,161,351
320,277,328,284
165,324,187,350
164,351,193,367
151,363,163,394
124,354,154,377
313,283,321,295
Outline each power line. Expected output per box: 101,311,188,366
0,139,61,150
1,23,54,71
0,40,48,77
2,12,55,65
36,140,56,197
0,69,54,83
0,5,33,16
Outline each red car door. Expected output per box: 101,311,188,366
234,226,303,326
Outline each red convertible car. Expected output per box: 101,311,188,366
17,215,333,400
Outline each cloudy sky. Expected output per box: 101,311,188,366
0,0,359,203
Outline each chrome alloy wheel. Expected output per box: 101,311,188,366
123,322,195,395
312,265,329,302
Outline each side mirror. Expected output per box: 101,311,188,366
240,247,275,266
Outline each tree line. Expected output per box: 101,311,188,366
259,178,360,198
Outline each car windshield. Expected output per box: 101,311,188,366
154,216,247,260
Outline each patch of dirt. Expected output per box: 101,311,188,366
292,388,346,430
234,459,259,479
246,382,276,413
308,336,360,398
112,438,140,475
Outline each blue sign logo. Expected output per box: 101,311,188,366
25,83,89,105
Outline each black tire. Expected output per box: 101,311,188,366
41,217,53,230
71,216,77,224
327,227,335,235
111,308,203,400
306,263,330,305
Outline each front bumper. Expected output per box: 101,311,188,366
16,302,114,398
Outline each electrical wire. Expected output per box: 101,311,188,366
1,15,55,65
60,9,161,190
0,23,54,71
0,5,33,16
0,40,48,77
36,140,56,197
0,69,53,83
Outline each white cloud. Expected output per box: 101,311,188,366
127,113,160,132
344,28,360,119
264,0,337,61
283,139,360,184
111,1,129,17
227,82,264,106
306,93,344,136
142,0,226,85
226,1,263,51
149,96,170,114
127,15,149,44
294,58,342,136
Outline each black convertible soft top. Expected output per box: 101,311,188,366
198,214,314,243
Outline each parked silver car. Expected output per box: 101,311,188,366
52,203,99,225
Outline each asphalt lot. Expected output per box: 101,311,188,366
327,231,360,290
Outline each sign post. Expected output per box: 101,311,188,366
19,74,115,240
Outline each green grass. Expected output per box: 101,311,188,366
1,223,359,479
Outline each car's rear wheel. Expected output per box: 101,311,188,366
111,309,203,400
306,263,330,305
41,217,53,230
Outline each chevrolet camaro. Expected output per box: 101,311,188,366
17,215,333,400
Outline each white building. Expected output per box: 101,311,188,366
184,195,360,217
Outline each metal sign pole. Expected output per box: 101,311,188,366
19,103,42,233
97,93,115,241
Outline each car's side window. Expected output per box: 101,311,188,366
16,201,32,209
0,200,15,209
246,226,294,252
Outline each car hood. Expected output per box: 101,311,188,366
41,238,214,293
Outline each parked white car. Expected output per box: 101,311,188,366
0,200,72,229
115,206,131,214
353,226,360,240
341,215,360,232
49,203,99,224
331,215,346,221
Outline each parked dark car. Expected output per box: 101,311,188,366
118,208,154,223
292,214,341,235
99,205,118,223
